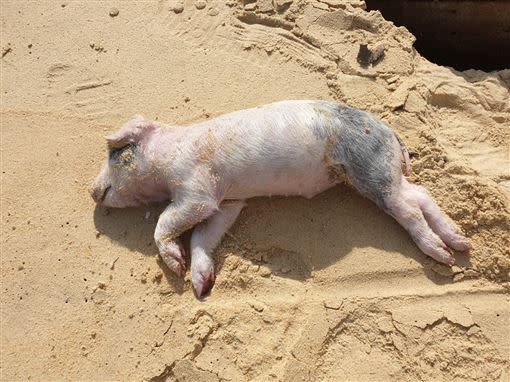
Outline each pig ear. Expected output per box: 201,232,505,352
105,115,154,148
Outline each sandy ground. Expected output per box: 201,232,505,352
1,1,509,381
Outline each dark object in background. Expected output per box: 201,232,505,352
365,0,510,71
357,43,386,67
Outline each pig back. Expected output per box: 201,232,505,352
199,101,336,199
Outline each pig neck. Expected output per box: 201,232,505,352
143,125,192,200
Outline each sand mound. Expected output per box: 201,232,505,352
2,1,508,380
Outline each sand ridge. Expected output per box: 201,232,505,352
1,0,509,381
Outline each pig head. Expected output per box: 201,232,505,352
91,116,169,208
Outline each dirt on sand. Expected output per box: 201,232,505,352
1,1,509,381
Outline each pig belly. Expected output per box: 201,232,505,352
225,162,335,200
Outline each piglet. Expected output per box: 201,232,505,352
90,100,470,297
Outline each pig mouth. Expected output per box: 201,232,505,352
99,185,111,203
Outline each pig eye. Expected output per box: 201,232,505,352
109,143,135,165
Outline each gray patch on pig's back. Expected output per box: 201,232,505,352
311,101,400,209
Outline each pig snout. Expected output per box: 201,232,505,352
90,184,110,204
90,181,111,204
90,163,113,204
90,167,111,204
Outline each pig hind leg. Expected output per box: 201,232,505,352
405,181,470,252
337,164,459,264
327,113,466,264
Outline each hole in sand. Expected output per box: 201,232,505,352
365,0,510,71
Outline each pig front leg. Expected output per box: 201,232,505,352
191,200,246,297
155,198,218,277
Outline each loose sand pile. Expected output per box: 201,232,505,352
1,1,509,381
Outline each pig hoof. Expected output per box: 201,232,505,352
161,255,186,277
193,271,215,298
438,245,455,265
446,255,455,266
448,235,471,253
159,243,186,277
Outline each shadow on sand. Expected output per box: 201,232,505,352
93,186,470,293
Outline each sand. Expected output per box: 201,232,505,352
1,1,509,381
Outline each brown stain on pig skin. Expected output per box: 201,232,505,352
110,143,136,170
118,146,136,169
196,129,216,163
323,136,349,184
327,164,348,185
150,152,184,188
194,129,236,198
313,104,348,184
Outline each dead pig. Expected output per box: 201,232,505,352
90,100,471,297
